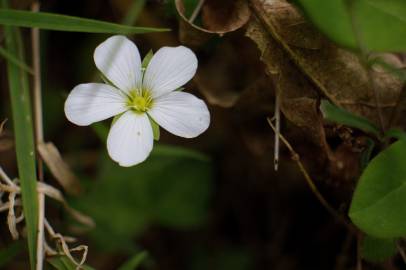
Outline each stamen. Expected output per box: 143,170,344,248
127,88,153,113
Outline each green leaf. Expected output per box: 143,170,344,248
361,235,397,262
385,128,406,141
0,46,34,74
1,1,38,268
117,251,148,270
148,116,160,141
320,100,381,137
349,140,406,238
0,9,169,34
360,138,375,169
141,50,154,70
294,0,406,52
47,256,95,270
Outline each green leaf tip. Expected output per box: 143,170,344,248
320,99,380,137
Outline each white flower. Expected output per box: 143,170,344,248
64,35,210,167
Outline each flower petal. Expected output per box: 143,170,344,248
148,91,210,138
143,46,197,98
107,111,153,167
64,83,128,126
94,35,142,93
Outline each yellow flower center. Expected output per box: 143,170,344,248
127,89,153,113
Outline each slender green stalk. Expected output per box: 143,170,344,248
1,0,39,268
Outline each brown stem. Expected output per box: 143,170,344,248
267,118,357,234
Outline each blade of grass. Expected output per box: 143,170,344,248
1,1,39,268
0,46,34,74
121,0,146,25
117,251,148,270
0,9,169,33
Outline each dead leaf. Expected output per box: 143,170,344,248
246,18,325,145
248,0,403,128
176,0,250,47
250,0,401,129
38,142,82,196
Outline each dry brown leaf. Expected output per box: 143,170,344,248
247,0,403,129
175,0,250,47
38,142,82,196
246,19,324,145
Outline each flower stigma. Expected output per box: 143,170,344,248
127,88,153,113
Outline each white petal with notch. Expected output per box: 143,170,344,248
94,35,142,93
143,46,198,98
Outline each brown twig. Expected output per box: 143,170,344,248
267,117,357,233
31,3,46,269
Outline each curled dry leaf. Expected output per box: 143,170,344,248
247,0,403,130
38,142,82,196
175,0,250,47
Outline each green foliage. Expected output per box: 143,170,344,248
149,116,160,141
0,46,33,74
141,50,154,69
385,128,406,141
47,256,95,270
71,145,212,251
350,140,406,238
320,100,380,137
359,138,375,169
0,9,168,34
294,0,406,52
1,1,38,268
117,251,148,270
0,242,23,268
361,235,397,262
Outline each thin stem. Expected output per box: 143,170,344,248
31,1,44,181
36,192,45,270
274,92,280,171
31,3,45,269
267,118,357,233
189,0,205,23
